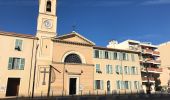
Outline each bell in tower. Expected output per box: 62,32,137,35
46,0,51,12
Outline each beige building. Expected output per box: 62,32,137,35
107,40,162,93
93,47,143,94
158,42,170,89
0,32,37,97
0,0,161,98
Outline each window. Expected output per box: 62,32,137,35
95,80,103,90
116,81,121,89
128,66,131,74
131,66,138,75
122,53,129,60
124,81,129,89
134,81,140,89
8,57,25,70
105,51,109,59
15,39,23,51
96,64,101,73
131,66,136,75
46,0,51,12
122,53,126,60
99,50,104,59
106,65,113,74
124,66,128,74
113,52,118,60
115,65,123,74
94,50,99,58
108,51,112,59
131,54,135,61
117,80,131,89
64,54,82,63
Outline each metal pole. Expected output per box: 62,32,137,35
31,44,39,98
47,65,52,97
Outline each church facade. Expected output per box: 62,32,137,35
0,0,144,98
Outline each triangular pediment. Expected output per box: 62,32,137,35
55,32,95,46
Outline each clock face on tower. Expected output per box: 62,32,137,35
44,19,52,29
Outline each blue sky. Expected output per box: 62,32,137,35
0,0,170,46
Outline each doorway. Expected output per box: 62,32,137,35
69,78,77,95
107,81,111,93
6,78,20,96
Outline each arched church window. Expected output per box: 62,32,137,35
46,0,51,12
64,54,82,64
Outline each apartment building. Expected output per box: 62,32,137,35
107,40,162,93
0,32,37,97
93,46,143,94
158,42,170,89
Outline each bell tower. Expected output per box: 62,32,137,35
36,0,57,38
36,0,57,61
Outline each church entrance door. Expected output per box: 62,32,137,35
69,78,77,95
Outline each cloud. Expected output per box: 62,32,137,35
141,0,170,5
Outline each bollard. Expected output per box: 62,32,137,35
41,91,43,98
52,91,53,97
81,90,82,96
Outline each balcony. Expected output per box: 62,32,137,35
142,49,160,56
129,45,140,51
143,49,153,54
154,60,161,64
153,51,160,56
141,67,162,73
140,58,161,65
142,77,155,83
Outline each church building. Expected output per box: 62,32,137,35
0,0,144,98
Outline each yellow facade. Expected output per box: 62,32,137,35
0,32,37,98
0,0,150,98
158,42,170,87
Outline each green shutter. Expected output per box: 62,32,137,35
126,53,129,61
117,81,119,89
128,66,131,75
19,40,23,50
20,58,25,70
101,80,104,90
110,65,113,74
136,67,138,75
129,81,132,89
120,66,123,74
121,81,124,89
8,57,13,70
94,80,97,90
15,39,19,49
116,65,119,74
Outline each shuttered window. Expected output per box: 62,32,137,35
8,57,25,70
15,39,23,51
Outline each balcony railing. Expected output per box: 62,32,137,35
154,60,161,64
144,49,153,54
141,67,162,73
140,58,161,64
142,49,160,56
153,51,160,55
142,77,155,82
